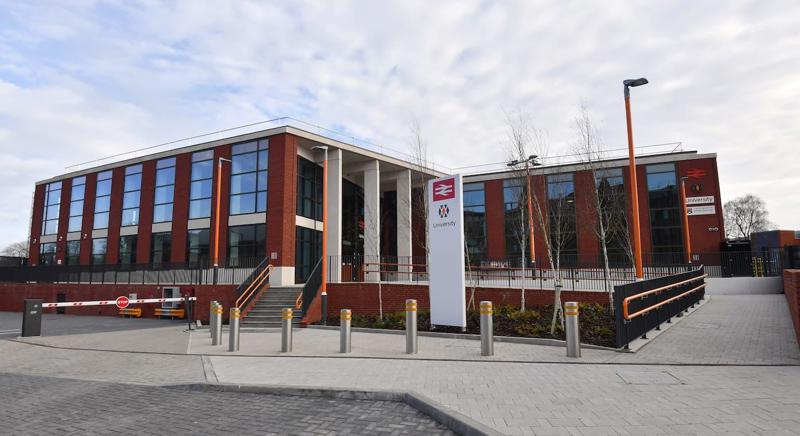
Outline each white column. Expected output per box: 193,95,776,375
327,148,343,282
363,160,380,281
396,169,413,281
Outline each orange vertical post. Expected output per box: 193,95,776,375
680,177,692,263
625,95,644,280
213,158,223,268
525,162,536,266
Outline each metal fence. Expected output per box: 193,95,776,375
613,266,706,348
0,257,264,286
328,254,692,291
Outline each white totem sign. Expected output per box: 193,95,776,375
427,174,467,327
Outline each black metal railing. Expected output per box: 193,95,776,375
299,257,323,316
613,265,706,348
0,257,266,286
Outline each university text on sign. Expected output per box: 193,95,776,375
427,175,467,328
686,196,714,205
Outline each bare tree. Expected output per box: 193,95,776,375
2,241,29,258
505,110,564,333
572,105,633,310
724,194,774,239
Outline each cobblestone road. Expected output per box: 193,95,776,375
0,372,454,435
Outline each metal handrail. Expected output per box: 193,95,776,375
235,264,273,309
622,272,708,320
625,283,706,321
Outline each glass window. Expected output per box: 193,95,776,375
66,240,81,265
503,179,529,259
42,182,62,235
463,183,487,261
547,173,577,266
295,226,322,283
153,157,176,223
594,168,629,266
647,163,683,258
187,229,210,265
121,165,142,226
230,139,268,215
189,152,214,219
296,157,321,220
227,224,266,266
118,235,137,265
150,232,172,266
94,171,113,230
39,242,57,265
91,238,107,264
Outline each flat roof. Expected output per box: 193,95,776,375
36,125,448,185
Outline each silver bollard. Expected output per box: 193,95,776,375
565,301,581,358
212,303,223,346
228,307,240,352
405,299,417,354
480,301,494,356
340,309,352,353
209,301,218,339
281,308,293,352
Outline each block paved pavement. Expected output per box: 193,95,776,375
0,372,454,435
209,356,800,435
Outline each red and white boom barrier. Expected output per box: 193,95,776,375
42,296,197,309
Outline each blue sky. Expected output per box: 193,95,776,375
0,0,798,249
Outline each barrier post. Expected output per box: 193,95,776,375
480,301,493,356
565,301,581,358
405,299,417,354
281,308,293,352
340,309,352,353
228,307,240,352
209,301,218,339
212,303,223,346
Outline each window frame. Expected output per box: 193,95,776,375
229,139,268,216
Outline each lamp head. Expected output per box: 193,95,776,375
623,78,649,87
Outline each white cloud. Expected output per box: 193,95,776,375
0,0,798,249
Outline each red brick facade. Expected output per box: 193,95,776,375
467,155,725,264
0,282,237,323
784,270,800,345
325,282,608,319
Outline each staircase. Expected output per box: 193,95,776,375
241,286,303,328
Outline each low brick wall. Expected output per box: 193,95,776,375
784,270,800,345
326,282,609,318
0,282,237,323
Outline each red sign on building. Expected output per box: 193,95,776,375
432,178,456,201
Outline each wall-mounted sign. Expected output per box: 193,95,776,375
688,205,716,216
687,168,707,179
686,196,714,205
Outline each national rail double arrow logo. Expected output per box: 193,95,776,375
438,204,450,218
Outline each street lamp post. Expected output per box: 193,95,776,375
623,77,648,280
312,146,329,325
507,155,542,268
213,156,231,284
680,176,692,264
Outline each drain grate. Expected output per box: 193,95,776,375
616,369,685,385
